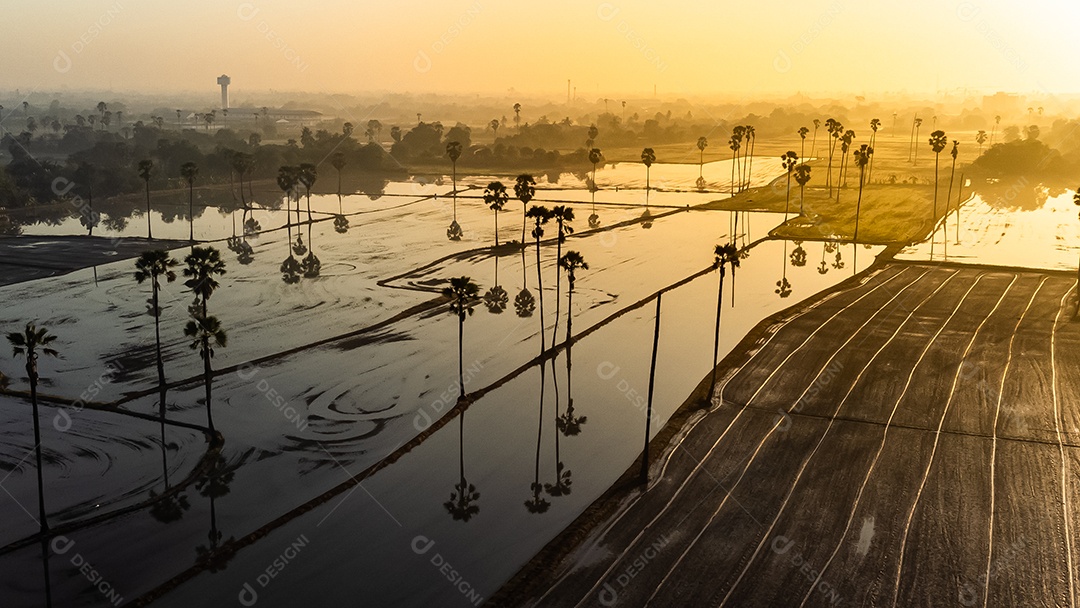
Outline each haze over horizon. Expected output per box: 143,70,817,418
5,0,1076,101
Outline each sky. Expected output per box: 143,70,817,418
3,0,1076,101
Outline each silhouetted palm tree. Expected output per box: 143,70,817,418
641,147,656,204
442,276,480,398
945,140,959,256
853,144,873,241
515,174,536,246
697,136,709,181
489,118,500,141
182,246,226,320
7,323,59,532
513,103,522,130
781,151,798,218
908,114,918,162
525,363,549,514
976,130,988,153
181,162,198,243
298,163,317,223
138,159,154,239
836,130,854,204
928,130,948,256
446,141,463,218
135,251,178,417
743,126,756,190
588,147,603,225
527,206,553,352
709,244,739,401
794,163,812,217
798,126,809,158
868,118,881,183
445,413,480,522
550,206,574,344
912,117,924,166
810,118,821,158
825,119,840,195
276,165,298,227
990,115,1001,146
558,251,588,344
484,181,509,247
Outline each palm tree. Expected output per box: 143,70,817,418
794,163,812,217
558,251,588,344
138,159,154,239
731,126,745,192
839,129,855,193
697,136,708,180
868,118,881,183
709,244,739,400
484,181,509,247
824,119,840,194
134,250,179,415
513,103,522,130
183,314,227,434
743,126,757,190
182,246,226,320
798,127,809,158
990,115,1001,146
277,165,298,226
550,206,575,344
442,276,480,399
181,162,198,243
810,119,821,158
587,124,599,148
976,130,988,153
515,174,536,246
912,117,924,166
929,130,948,256
640,147,656,204
908,114,918,162
489,119,500,141
7,323,59,532
446,141,463,233
945,140,959,247
853,145,873,241
527,206,553,352
298,163,317,223
588,148,603,226
781,151,798,218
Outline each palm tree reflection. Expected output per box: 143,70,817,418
445,413,481,522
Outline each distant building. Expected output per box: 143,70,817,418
982,92,1021,119
217,74,231,109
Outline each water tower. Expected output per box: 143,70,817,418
217,74,231,109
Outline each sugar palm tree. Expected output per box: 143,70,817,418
839,129,855,192
731,126,745,191
709,244,739,400
550,206,575,344
641,147,656,204
138,159,154,239
810,118,821,158
513,103,522,130
990,115,1001,146
781,151,798,218
868,118,881,183
442,276,480,399
184,313,227,434
298,163,317,223
908,114,918,163
928,130,948,255
588,148,603,226
853,145,873,241
743,126,756,190
181,162,198,243
7,323,59,532
945,140,959,256
514,174,536,246
912,117,924,166
489,119,500,141
558,251,588,344
798,127,809,158
276,165,298,227
824,119,840,195
794,163,812,217
525,363,549,514
135,251,179,415
484,181,509,247
446,141,462,215
976,130,987,153
182,246,226,320
527,206,553,352
697,136,708,180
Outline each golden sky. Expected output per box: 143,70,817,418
4,0,1076,99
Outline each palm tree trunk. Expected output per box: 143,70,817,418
521,206,527,246
40,536,53,608
88,188,94,237
29,366,48,532
932,152,940,258
709,268,725,400
494,209,499,247
153,281,166,418
956,173,964,244
535,233,546,354
945,155,957,257
855,168,865,241
306,191,312,224
640,294,662,484
203,340,214,433
188,183,194,242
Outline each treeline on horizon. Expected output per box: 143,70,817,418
3,97,1080,219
